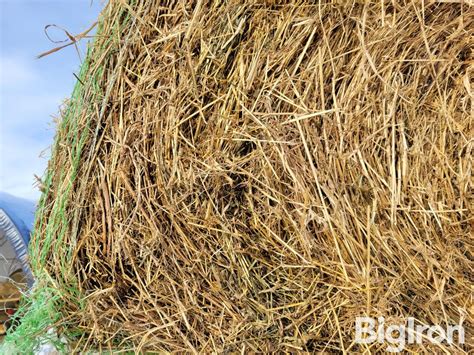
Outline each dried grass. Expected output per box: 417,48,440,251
21,0,474,352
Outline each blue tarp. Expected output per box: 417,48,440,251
0,192,35,244
0,192,35,284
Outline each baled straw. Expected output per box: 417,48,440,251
8,0,473,352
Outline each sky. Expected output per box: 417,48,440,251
0,0,103,201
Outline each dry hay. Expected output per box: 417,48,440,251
27,0,473,352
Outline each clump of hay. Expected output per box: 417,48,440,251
14,0,474,352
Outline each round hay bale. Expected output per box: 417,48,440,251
25,0,473,352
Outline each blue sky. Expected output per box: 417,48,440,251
0,0,103,201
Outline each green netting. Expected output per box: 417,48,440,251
0,5,129,352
